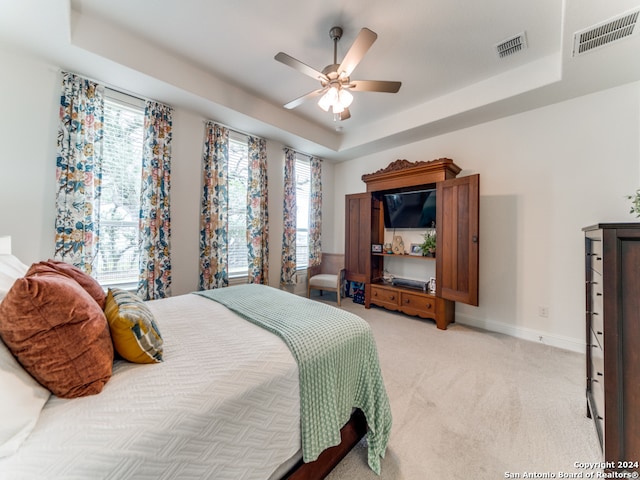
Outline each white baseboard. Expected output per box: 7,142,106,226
455,313,586,354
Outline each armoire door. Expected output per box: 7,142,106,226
344,193,373,284
436,174,480,306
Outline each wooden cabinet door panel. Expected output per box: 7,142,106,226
436,174,479,306
619,234,640,463
345,193,372,283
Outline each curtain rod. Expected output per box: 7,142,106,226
284,146,321,162
200,123,321,161
59,69,170,108
201,120,264,142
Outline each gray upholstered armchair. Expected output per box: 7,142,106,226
306,253,345,306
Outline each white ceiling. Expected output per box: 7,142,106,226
1,0,639,161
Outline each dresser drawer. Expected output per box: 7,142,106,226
400,291,436,315
590,255,603,276
370,285,399,308
588,237,602,256
589,338,605,427
591,315,604,349
591,371,605,423
588,384,605,450
589,293,603,335
590,329,604,382
587,238,603,274
587,269,602,298
589,328,605,427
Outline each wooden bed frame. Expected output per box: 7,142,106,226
283,409,367,479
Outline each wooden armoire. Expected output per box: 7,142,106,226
345,158,479,329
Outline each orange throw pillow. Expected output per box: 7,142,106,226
26,260,106,310
0,272,113,398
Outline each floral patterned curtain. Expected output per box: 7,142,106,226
137,101,173,300
199,122,229,290
308,156,323,268
246,136,269,284
280,147,297,286
54,72,104,274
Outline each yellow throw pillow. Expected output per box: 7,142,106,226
104,288,163,364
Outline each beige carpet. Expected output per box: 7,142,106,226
309,292,602,480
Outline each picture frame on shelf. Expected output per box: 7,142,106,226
409,243,422,256
371,243,383,253
428,277,436,294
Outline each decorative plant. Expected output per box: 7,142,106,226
419,231,437,257
628,189,640,217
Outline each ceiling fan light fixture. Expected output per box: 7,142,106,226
317,93,332,111
339,88,353,108
318,86,338,111
318,85,353,113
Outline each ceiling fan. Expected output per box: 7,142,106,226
275,26,402,121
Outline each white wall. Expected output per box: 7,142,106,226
0,47,59,264
333,82,640,350
0,44,336,296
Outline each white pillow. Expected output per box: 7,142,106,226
0,254,29,303
0,339,51,457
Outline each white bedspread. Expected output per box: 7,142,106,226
0,293,301,480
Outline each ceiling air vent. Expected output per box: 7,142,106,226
573,8,639,56
495,32,528,58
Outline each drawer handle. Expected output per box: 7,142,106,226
591,344,599,348
373,291,377,296
597,372,603,376
597,415,603,420
426,303,432,308
596,293,602,297
586,281,599,285
592,378,599,383
390,295,395,301
596,331,603,335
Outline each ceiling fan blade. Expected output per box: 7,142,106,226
275,52,328,82
349,80,402,93
337,28,377,77
338,108,351,121
283,88,326,110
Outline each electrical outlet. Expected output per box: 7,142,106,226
538,306,549,318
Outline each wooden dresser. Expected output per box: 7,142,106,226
583,224,640,473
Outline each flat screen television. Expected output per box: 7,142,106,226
382,189,436,229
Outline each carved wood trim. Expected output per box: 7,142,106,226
361,158,461,193
361,158,449,178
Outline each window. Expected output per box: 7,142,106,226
94,91,145,287
295,155,311,269
227,133,249,277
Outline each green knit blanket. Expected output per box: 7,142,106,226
195,284,392,474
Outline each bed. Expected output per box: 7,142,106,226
0,251,392,479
